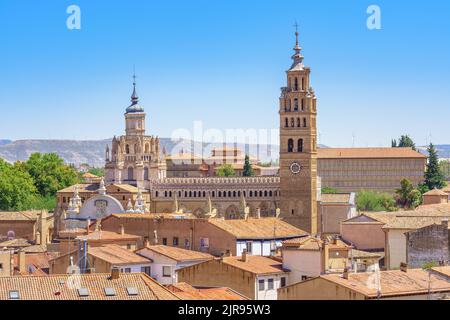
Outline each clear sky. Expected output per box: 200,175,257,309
0,0,449,147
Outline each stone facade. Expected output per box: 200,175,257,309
278,31,318,234
406,220,449,268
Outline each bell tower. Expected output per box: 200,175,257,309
279,27,318,234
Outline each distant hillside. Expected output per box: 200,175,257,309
0,138,306,167
417,145,450,159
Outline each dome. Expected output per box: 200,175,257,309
126,103,144,113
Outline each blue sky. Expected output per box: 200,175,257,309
0,0,449,147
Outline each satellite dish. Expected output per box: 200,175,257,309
7,230,15,240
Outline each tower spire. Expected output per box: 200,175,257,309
290,22,304,70
131,65,138,104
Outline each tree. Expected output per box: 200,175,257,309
216,164,236,177
356,191,397,212
88,167,105,177
395,178,422,209
0,159,37,211
440,160,450,181
391,135,416,150
424,143,446,190
321,187,339,194
21,153,80,197
242,155,254,177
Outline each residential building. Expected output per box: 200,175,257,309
317,147,427,193
422,188,449,205
0,210,53,245
177,251,289,300
278,267,450,300
136,245,213,285
0,271,178,300
281,236,351,285
318,193,357,234
100,215,308,257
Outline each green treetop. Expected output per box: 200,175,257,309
242,155,254,177
216,164,236,177
423,143,446,190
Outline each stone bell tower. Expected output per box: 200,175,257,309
279,28,318,234
105,73,167,189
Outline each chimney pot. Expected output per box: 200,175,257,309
18,250,26,274
111,267,120,280
400,262,408,272
241,249,248,262
343,268,349,280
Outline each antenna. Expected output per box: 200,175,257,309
352,133,356,148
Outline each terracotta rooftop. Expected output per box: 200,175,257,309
13,252,58,276
0,273,178,300
57,183,99,193
137,245,213,262
282,236,350,251
107,184,140,193
431,266,450,278
320,193,353,204
350,249,384,260
82,172,99,178
0,238,32,248
88,244,151,265
0,211,41,221
424,188,448,196
382,216,450,230
167,282,249,300
208,217,307,240
222,255,287,275
111,213,194,220
317,147,426,159
321,269,450,298
76,230,140,242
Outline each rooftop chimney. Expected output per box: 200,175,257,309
342,268,349,280
119,224,125,236
400,262,408,273
18,251,26,274
241,249,248,262
86,219,91,234
111,267,120,280
143,238,150,248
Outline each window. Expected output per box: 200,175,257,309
301,99,305,111
301,275,308,281
268,279,274,290
302,77,305,90
294,98,298,111
162,238,167,245
123,268,131,273
298,139,303,153
127,287,139,296
258,279,265,291
297,118,300,127
126,144,130,154
0,263,3,271
77,288,89,297
184,239,190,249
104,287,116,297
9,291,20,300
288,139,294,153
246,241,253,254
200,238,209,248
127,167,134,180
294,77,298,91
163,266,171,277
127,244,132,250
141,266,151,276
173,237,179,246
281,277,286,288
303,118,307,127
144,167,149,180
290,118,294,127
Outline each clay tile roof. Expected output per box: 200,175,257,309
0,238,32,248
88,244,151,265
0,273,179,300
57,183,99,193
431,266,450,278
137,245,213,262
222,255,287,275
350,249,384,259
13,252,58,275
109,184,140,193
82,172,99,178
167,282,249,300
282,236,323,250
424,188,448,196
320,193,352,204
208,217,307,240
76,230,140,242
0,211,40,221
321,269,450,298
317,147,426,159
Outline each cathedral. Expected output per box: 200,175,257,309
104,75,167,189
58,30,323,234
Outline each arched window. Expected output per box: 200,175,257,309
164,191,168,197
212,191,215,197
297,118,301,127
259,191,263,197
144,143,150,154
184,191,187,197
249,191,253,197
298,139,304,153
288,139,294,153
303,118,307,127
203,191,206,197
228,191,232,197
302,78,305,90
294,98,298,111
127,167,134,180
294,78,298,91
291,118,295,127
178,191,181,197
269,190,273,197
218,191,222,197
286,99,291,111
169,191,172,197
285,118,289,128
301,99,305,111
156,191,159,197
243,191,246,197
189,191,192,197
144,167,149,180
126,144,130,154
264,190,268,197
